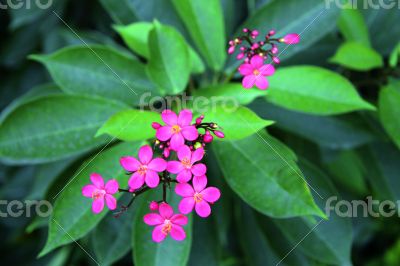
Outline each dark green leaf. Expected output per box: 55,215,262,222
213,132,324,218
0,94,127,164
379,82,400,149
99,0,139,24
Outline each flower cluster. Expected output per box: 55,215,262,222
82,109,223,242
228,28,300,90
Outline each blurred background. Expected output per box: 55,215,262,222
1,0,400,265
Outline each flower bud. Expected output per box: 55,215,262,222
163,148,170,158
251,30,259,37
203,134,214,143
214,131,225,138
271,45,278,54
149,201,159,211
236,53,245,60
243,28,249,33
280,33,300,44
152,122,161,129
228,46,235,54
269,30,276,36
272,56,280,64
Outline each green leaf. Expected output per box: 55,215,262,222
389,43,400,67
330,42,384,71
193,83,266,105
96,109,162,141
172,0,226,71
92,200,138,266
338,6,371,47
99,0,139,24
226,0,341,71
132,189,193,266
190,101,274,140
272,159,353,265
39,141,144,257
0,94,127,165
30,45,158,105
250,99,377,149
265,66,376,115
146,21,190,95
379,82,400,149
115,22,204,74
213,131,324,218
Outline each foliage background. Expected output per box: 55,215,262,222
0,0,400,265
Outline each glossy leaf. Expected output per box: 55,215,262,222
338,6,371,47
330,42,384,71
213,132,324,218
30,45,158,105
146,21,190,95
39,141,144,257
389,43,400,67
96,109,162,141
0,94,127,164
99,0,139,24
266,66,376,115
172,0,226,71
379,82,400,149
132,189,193,266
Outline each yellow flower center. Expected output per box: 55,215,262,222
181,158,192,169
171,125,181,134
253,69,260,75
138,165,148,175
194,193,203,203
162,220,172,235
92,189,105,200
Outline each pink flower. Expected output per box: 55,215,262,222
280,33,300,44
175,175,220,218
156,109,199,151
238,55,275,90
120,145,167,190
144,203,188,242
167,145,206,183
82,173,119,214
228,46,235,54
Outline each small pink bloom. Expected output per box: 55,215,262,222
149,201,159,211
273,56,280,64
269,30,276,36
203,133,213,143
156,109,199,151
143,203,188,242
243,28,249,33
238,55,275,90
280,33,300,44
236,53,245,60
271,45,278,54
228,46,235,54
214,131,225,138
120,145,167,190
251,30,259,37
82,173,119,214
167,145,206,183
175,175,220,218
152,122,161,129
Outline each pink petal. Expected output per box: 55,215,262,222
170,224,186,241
152,225,167,242
105,194,117,210
193,175,207,192
144,213,164,225
177,169,192,183
178,197,195,214
175,183,195,197
145,170,160,188
82,184,96,198
255,76,269,90
178,109,193,126
90,173,104,188
191,148,204,163
105,179,119,194
120,156,141,172
250,55,264,68
195,200,211,218
201,187,221,203
242,75,257,89
159,202,173,219
191,163,207,176
177,145,192,161
171,214,188,226
139,145,153,164
148,158,167,172
181,126,198,141
167,161,184,174
259,64,275,76
128,172,145,190
283,33,300,44
156,126,173,141
92,198,104,214
161,109,178,126
170,133,185,151
238,63,254,75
